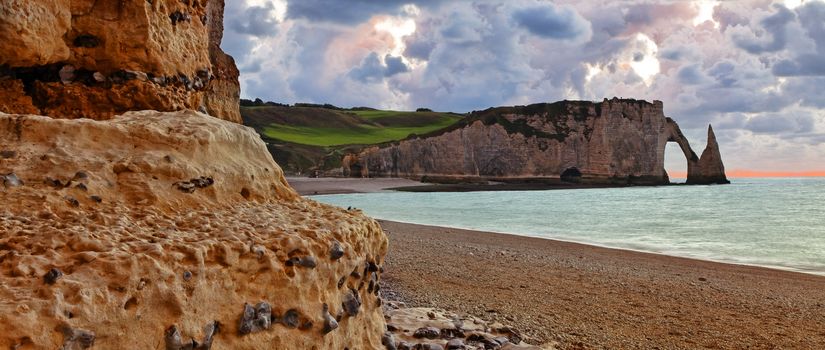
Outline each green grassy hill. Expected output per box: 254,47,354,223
241,105,463,174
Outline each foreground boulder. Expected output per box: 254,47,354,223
0,110,388,349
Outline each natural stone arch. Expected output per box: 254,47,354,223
662,119,729,184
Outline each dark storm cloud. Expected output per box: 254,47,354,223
773,54,825,76
772,2,825,76
745,113,815,134
230,2,281,37
733,4,795,54
348,53,409,83
286,0,443,24
384,55,410,76
512,3,592,41
677,64,707,85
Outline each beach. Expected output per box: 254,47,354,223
296,177,825,349
377,220,825,349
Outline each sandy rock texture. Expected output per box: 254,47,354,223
0,111,388,349
0,0,240,122
351,98,728,185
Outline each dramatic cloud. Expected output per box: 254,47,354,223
349,53,410,82
732,4,795,54
512,3,592,42
223,0,825,172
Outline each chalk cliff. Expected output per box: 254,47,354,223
351,98,728,185
0,0,240,122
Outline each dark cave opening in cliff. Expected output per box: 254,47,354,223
665,142,688,183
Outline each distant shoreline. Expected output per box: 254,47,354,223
288,176,687,195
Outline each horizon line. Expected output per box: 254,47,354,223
667,169,825,178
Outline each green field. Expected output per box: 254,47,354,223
244,106,462,146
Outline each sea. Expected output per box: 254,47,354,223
311,178,825,275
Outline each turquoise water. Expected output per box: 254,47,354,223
312,178,825,275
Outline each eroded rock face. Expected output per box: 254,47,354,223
0,0,240,122
351,98,727,185
0,111,388,349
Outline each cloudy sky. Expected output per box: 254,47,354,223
223,0,825,174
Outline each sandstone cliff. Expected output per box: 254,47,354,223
0,110,388,349
0,0,240,122
350,98,729,185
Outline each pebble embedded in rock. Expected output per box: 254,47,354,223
338,276,346,289
2,173,22,187
285,257,300,267
75,183,87,191
59,65,75,84
238,302,272,335
321,304,339,334
343,289,361,316
397,342,413,350
61,327,95,349
44,268,63,284
90,195,103,203
45,177,65,188
282,309,300,328
164,325,183,350
93,72,106,83
299,256,317,268
183,271,192,281
330,241,345,260
254,302,272,330
413,327,440,339
66,196,80,207
199,321,219,350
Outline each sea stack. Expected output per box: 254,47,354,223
0,1,388,348
687,125,730,185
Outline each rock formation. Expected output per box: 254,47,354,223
0,111,387,348
0,1,390,348
0,0,240,122
688,125,730,184
349,98,729,185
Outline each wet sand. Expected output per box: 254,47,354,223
378,220,825,349
286,177,425,195
288,176,634,196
